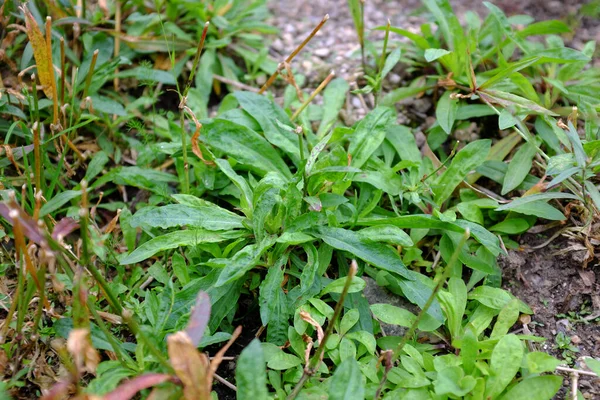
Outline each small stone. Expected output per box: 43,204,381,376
571,335,582,344
314,48,331,58
388,73,401,85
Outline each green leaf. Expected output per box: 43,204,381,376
116,67,175,84
497,376,562,400
321,276,366,296
203,119,291,179
328,358,364,400
84,151,109,183
381,47,402,80
436,91,458,135
214,159,253,217
516,20,570,37
233,91,302,166
489,218,529,234
480,90,557,116
370,303,440,332
340,309,360,335
584,357,600,376
469,286,532,313
131,204,244,231
348,106,395,169
313,226,411,278
424,48,451,62
215,236,277,286
259,256,289,346
433,140,491,204
478,57,540,90
532,47,591,63
434,366,477,397
491,299,520,338
509,201,566,220
526,352,561,374
318,78,350,136
376,26,430,49
496,192,578,211
40,190,82,216
485,334,524,399
236,340,268,400
358,225,413,247
437,277,467,340
266,352,302,370
502,141,537,194
119,230,243,265
381,83,430,106
348,0,364,44
90,95,126,116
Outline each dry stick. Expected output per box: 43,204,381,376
374,229,471,399
113,0,121,91
291,70,335,121
556,366,598,377
259,14,329,94
214,374,237,391
213,74,259,92
46,17,59,130
571,371,579,400
60,37,65,107
183,21,209,98
287,261,358,400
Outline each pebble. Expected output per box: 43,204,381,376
315,48,331,58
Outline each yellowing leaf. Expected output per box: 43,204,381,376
21,5,54,99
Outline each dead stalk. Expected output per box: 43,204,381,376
291,70,335,121
259,14,329,94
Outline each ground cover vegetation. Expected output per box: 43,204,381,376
0,0,599,399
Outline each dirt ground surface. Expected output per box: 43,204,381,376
258,0,600,398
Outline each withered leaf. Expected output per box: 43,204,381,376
21,5,54,99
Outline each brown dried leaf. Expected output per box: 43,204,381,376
20,5,54,99
66,328,100,375
102,374,174,400
52,217,79,241
167,331,211,400
300,311,324,344
0,201,46,246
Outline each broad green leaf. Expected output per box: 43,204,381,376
381,83,430,106
478,57,540,90
215,159,253,217
40,190,83,216
370,303,440,332
215,236,277,286
496,192,578,211
497,376,562,400
131,204,244,231
318,78,350,136
203,119,291,179
434,366,477,397
376,26,430,49
381,47,402,80
358,225,413,247
119,230,243,265
490,299,520,338
84,151,109,182
267,352,302,370
116,67,175,84
386,124,421,163
348,106,395,169
328,358,364,400
584,357,600,376
233,91,302,166
502,140,537,194
236,340,268,400
321,276,366,296
424,48,451,62
461,328,478,375
259,256,289,345
485,334,524,399
436,91,458,135
90,95,126,116
489,218,530,234
313,226,410,278
437,278,467,340
498,108,520,130
340,309,360,335
526,352,561,374
469,286,532,313
532,47,591,63
516,20,570,37
252,173,285,241
433,140,491,204
480,90,557,116
509,201,566,220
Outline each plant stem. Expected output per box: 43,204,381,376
259,14,329,94
287,261,358,400
291,70,335,121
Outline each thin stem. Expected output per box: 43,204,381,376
46,17,59,129
184,21,210,98
33,122,42,192
82,50,98,100
287,261,357,400
60,37,66,107
179,112,190,194
392,229,470,359
259,14,329,94
291,70,335,121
